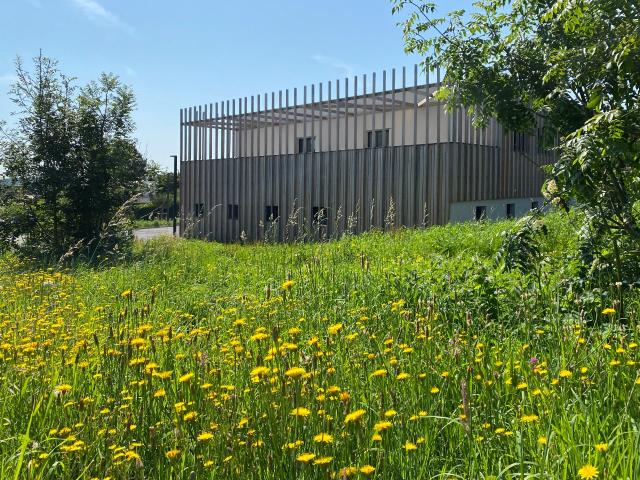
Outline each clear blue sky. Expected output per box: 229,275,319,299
0,0,469,169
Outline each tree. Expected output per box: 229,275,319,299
393,0,640,289
0,53,148,260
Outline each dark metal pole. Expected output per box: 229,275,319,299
171,155,178,236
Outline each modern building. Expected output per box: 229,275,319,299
179,65,553,242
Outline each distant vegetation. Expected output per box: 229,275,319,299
1,212,639,479
0,53,150,262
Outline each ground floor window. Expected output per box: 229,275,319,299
506,203,515,219
265,205,279,222
475,206,487,221
531,201,539,210
227,204,239,220
296,136,315,153
367,129,390,148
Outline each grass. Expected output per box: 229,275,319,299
133,218,173,229
0,212,638,479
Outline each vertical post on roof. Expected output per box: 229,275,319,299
285,89,290,155
278,91,283,156
336,79,340,151
372,72,376,139
293,88,297,153
263,93,267,157
311,84,315,151
363,75,367,148
343,77,348,150
257,94,261,157
250,96,254,158
221,102,226,160
303,85,307,152
413,64,418,146
402,67,407,148
227,100,232,159
382,70,387,144
214,102,219,160
319,83,323,152
327,82,332,151
271,92,275,157
353,75,358,150
391,69,396,147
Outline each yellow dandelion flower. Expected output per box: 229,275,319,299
384,409,397,418
313,433,333,444
430,386,440,394
577,464,599,479
360,465,376,475
285,367,306,378
396,372,410,380
595,443,608,452
370,369,387,378
404,441,417,451
374,421,393,431
296,452,315,463
327,323,343,335
179,372,194,383
153,388,165,398
290,407,311,417
344,409,366,424
313,456,333,465
538,436,548,445
521,414,539,423
601,308,615,315
197,432,214,441
282,280,295,290
559,369,572,378
165,449,180,459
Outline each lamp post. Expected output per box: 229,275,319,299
170,155,178,236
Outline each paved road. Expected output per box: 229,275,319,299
134,226,176,240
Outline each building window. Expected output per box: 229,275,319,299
265,205,279,223
367,129,390,148
227,204,239,220
312,206,328,226
297,137,315,153
513,131,528,153
475,206,487,221
531,201,539,210
506,203,515,219
193,203,204,217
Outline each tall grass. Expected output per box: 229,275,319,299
0,212,637,479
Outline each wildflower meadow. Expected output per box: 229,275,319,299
1,213,639,479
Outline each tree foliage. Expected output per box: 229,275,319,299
0,53,148,260
393,0,640,288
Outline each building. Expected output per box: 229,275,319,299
179,65,553,242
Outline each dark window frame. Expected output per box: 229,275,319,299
475,205,487,221
506,203,515,219
296,136,316,154
227,204,239,220
367,128,390,148
264,205,279,223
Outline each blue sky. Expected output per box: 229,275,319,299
0,0,469,169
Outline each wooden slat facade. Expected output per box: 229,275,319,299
179,65,554,242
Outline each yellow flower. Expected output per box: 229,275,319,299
601,308,616,315
559,369,572,378
296,452,315,463
538,436,547,445
327,323,343,335
577,464,599,479
250,366,270,377
282,280,295,290
521,414,539,423
153,388,165,398
360,465,376,475
595,442,608,452
404,441,417,451
285,367,306,378
165,449,180,459
54,384,72,394
179,372,194,383
290,407,311,417
121,289,132,298
183,411,197,422
197,432,214,441
313,433,333,444
374,421,393,431
344,409,366,424
370,369,387,378
384,409,397,418
430,386,440,394
396,372,410,380
313,456,333,465
371,433,382,442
